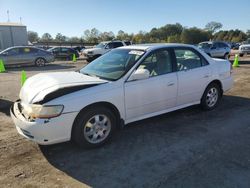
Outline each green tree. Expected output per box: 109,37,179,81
40,33,53,42
181,27,210,44
55,33,67,42
117,30,131,41
246,30,250,37
83,28,101,43
27,31,39,43
99,31,115,41
167,34,181,43
68,37,81,43
213,30,247,42
205,21,223,34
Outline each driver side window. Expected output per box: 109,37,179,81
138,49,173,77
7,48,20,55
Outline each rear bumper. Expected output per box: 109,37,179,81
10,101,78,145
221,76,233,92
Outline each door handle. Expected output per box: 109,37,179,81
167,82,175,86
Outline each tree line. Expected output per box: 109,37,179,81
28,22,250,44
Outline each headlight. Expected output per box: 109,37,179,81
22,103,64,119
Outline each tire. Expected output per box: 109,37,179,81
239,53,244,57
35,58,46,67
72,106,116,148
200,83,222,110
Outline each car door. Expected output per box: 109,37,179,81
174,48,211,106
124,49,178,121
219,42,229,57
210,42,220,57
3,48,23,65
20,47,35,64
52,47,60,58
60,47,69,58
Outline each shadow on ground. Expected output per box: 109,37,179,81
40,95,250,188
0,99,13,116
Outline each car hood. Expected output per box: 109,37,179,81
84,48,103,53
20,71,107,104
240,44,250,48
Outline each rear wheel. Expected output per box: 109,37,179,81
201,83,221,110
35,58,46,67
72,106,116,148
239,53,244,57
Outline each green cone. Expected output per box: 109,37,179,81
233,54,239,67
72,53,77,62
0,59,6,73
21,70,27,86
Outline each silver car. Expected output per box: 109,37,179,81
239,44,250,57
198,41,231,59
0,46,55,67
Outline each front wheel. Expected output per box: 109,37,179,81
72,107,116,148
201,83,221,110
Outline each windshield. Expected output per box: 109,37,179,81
0,47,11,54
198,43,212,49
47,47,55,52
95,42,107,48
80,49,145,81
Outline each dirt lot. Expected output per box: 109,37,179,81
0,57,250,188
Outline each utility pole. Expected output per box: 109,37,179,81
7,10,10,22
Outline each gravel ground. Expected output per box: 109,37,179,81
0,57,250,188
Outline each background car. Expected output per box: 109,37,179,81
0,46,54,67
73,46,85,53
239,44,250,57
228,42,240,50
82,40,126,62
48,47,79,60
198,41,231,59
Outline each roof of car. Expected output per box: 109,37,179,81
6,46,39,49
119,43,196,51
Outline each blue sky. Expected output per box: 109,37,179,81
0,0,249,38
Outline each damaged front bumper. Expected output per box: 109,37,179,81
10,101,78,145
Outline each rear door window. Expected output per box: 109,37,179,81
174,49,203,71
61,48,69,53
113,42,124,48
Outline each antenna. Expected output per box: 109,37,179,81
7,10,10,22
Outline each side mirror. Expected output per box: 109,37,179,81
128,69,150,81
2,52,8,56
105,45,110,49
211,46,216,50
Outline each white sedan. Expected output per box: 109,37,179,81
11,44,233,148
